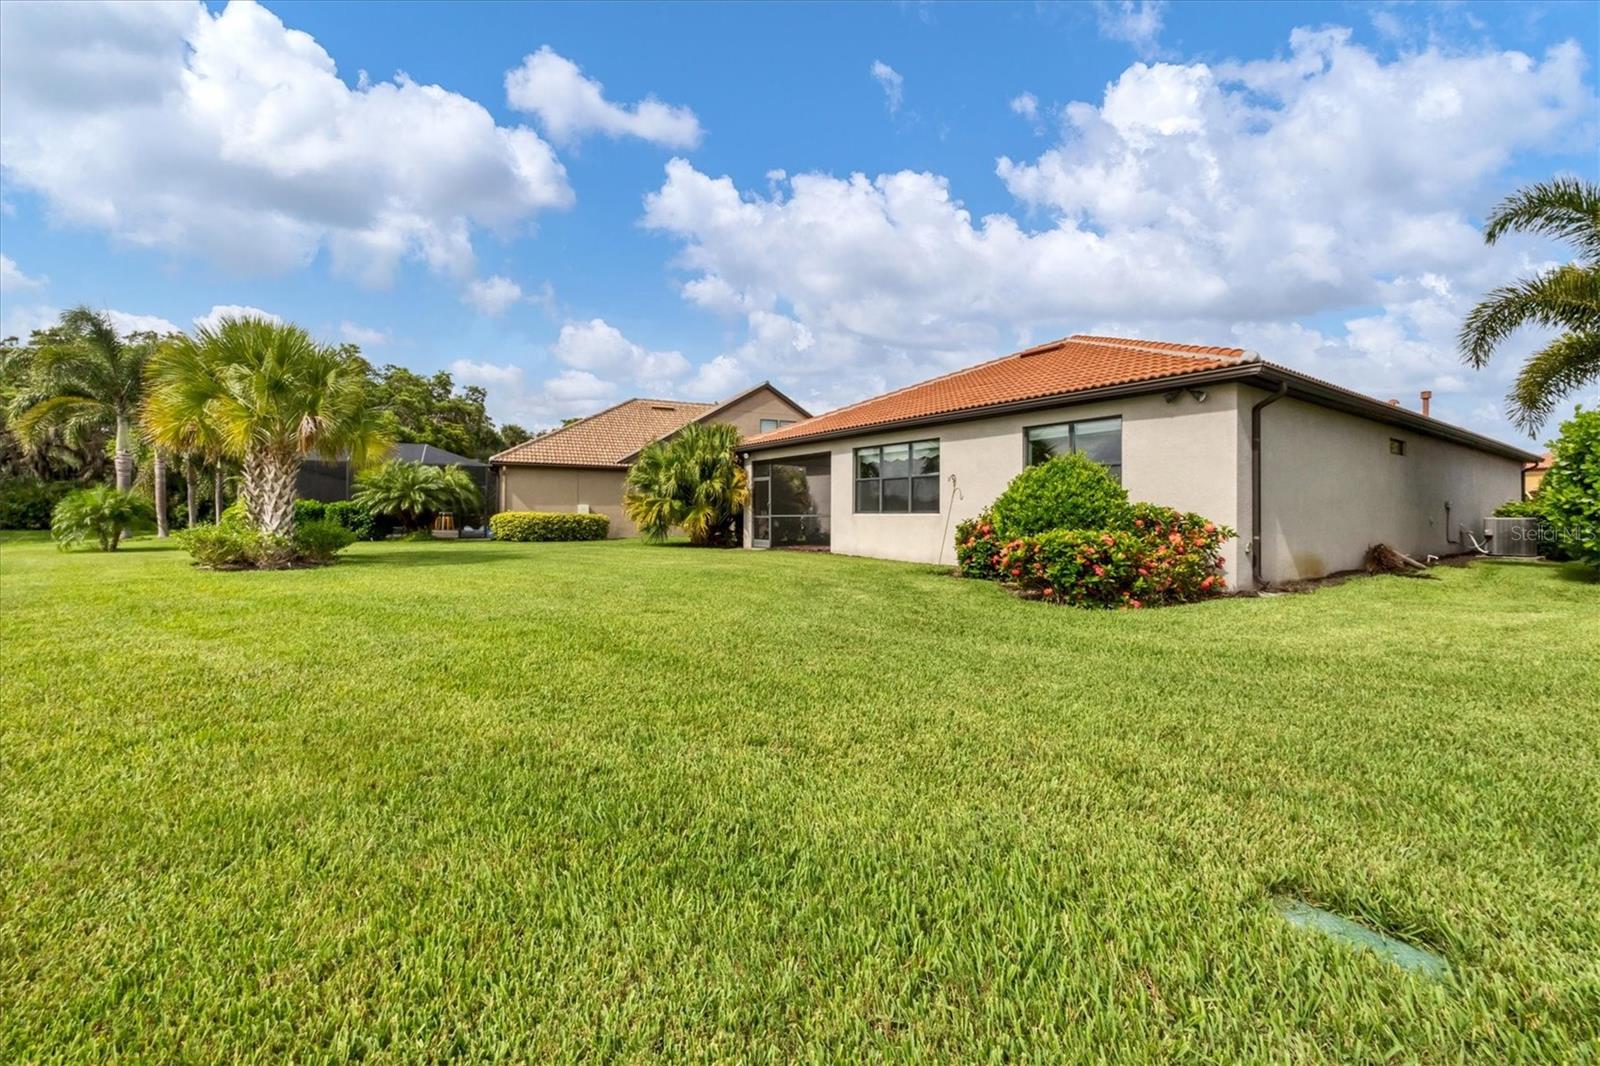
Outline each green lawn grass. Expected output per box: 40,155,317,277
2,533,1597,1062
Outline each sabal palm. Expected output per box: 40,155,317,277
1460,178,1600,431
144,316,389,536
11,307,154,491
624,421,749,545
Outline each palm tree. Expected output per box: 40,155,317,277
11,308,155,491
144,316,389,537
623,421,748,545
353,460,481,531
1460,178,1600,432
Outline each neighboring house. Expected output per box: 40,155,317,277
297,442,490,504
739,334,1536,590
490,383,809,537
1523,452,1553,497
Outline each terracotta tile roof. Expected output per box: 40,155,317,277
1525,451,1554,472
492,397,716,467
745,334,1251,447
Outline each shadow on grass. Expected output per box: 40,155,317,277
1472,557,1597,584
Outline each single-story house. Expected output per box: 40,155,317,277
297,442,490,504
490,382,809,537
739,334,1538,590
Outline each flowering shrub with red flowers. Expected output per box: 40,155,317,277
954,509,1004,579
982,501,1234,609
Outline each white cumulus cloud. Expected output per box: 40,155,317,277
463,276,524,316
1094,1,1167,58
505,46,702,148
551,318,691,394
193,304,280,331
0,254,45,293
0,0,572,287
641,29,1596,439
339,321,389,347
1009,92,1039,122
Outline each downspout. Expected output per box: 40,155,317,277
1250,381,1289,589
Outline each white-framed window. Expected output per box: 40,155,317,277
759,418,795,433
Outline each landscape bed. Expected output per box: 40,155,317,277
1,533,1596,1061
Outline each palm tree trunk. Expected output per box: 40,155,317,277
113,413,133,492
213,462,225,521
154,450,169,537
185,455,198,528
243,447,301,537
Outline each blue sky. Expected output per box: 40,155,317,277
1,0,1595,443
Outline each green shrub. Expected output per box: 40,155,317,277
294,499,326,524
175,524,289,569
954,509,1003,579
0,478,75,530
175,518,355,569
997,511,1233,609
399,529,436,543
294,519,357,562
1493,497,1545,518
323,499,383,540
490,511,610,542
50,486,152,551
1539,407,1600,568
990,453,1130,538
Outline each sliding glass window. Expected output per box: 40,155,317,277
854,439,939,513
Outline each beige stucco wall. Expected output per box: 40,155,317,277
746,386,1249,586
1252,393,1523,581
746,382,1527,589
498,466,633,538
711,387,810,438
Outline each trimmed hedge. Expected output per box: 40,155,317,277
490,511,610,542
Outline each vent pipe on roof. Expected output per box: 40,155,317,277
1420,390,1432,417
1387,399,1400,406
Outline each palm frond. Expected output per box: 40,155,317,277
1507,331,1600,433
1459,264,1600,368
1483,177,1600,262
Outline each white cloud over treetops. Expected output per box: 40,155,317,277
638,28,1596,441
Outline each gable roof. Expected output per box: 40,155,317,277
492,397,717,468
613,380,814,465
742,333,1539,462
492,381,814,468
745,335,1250,448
